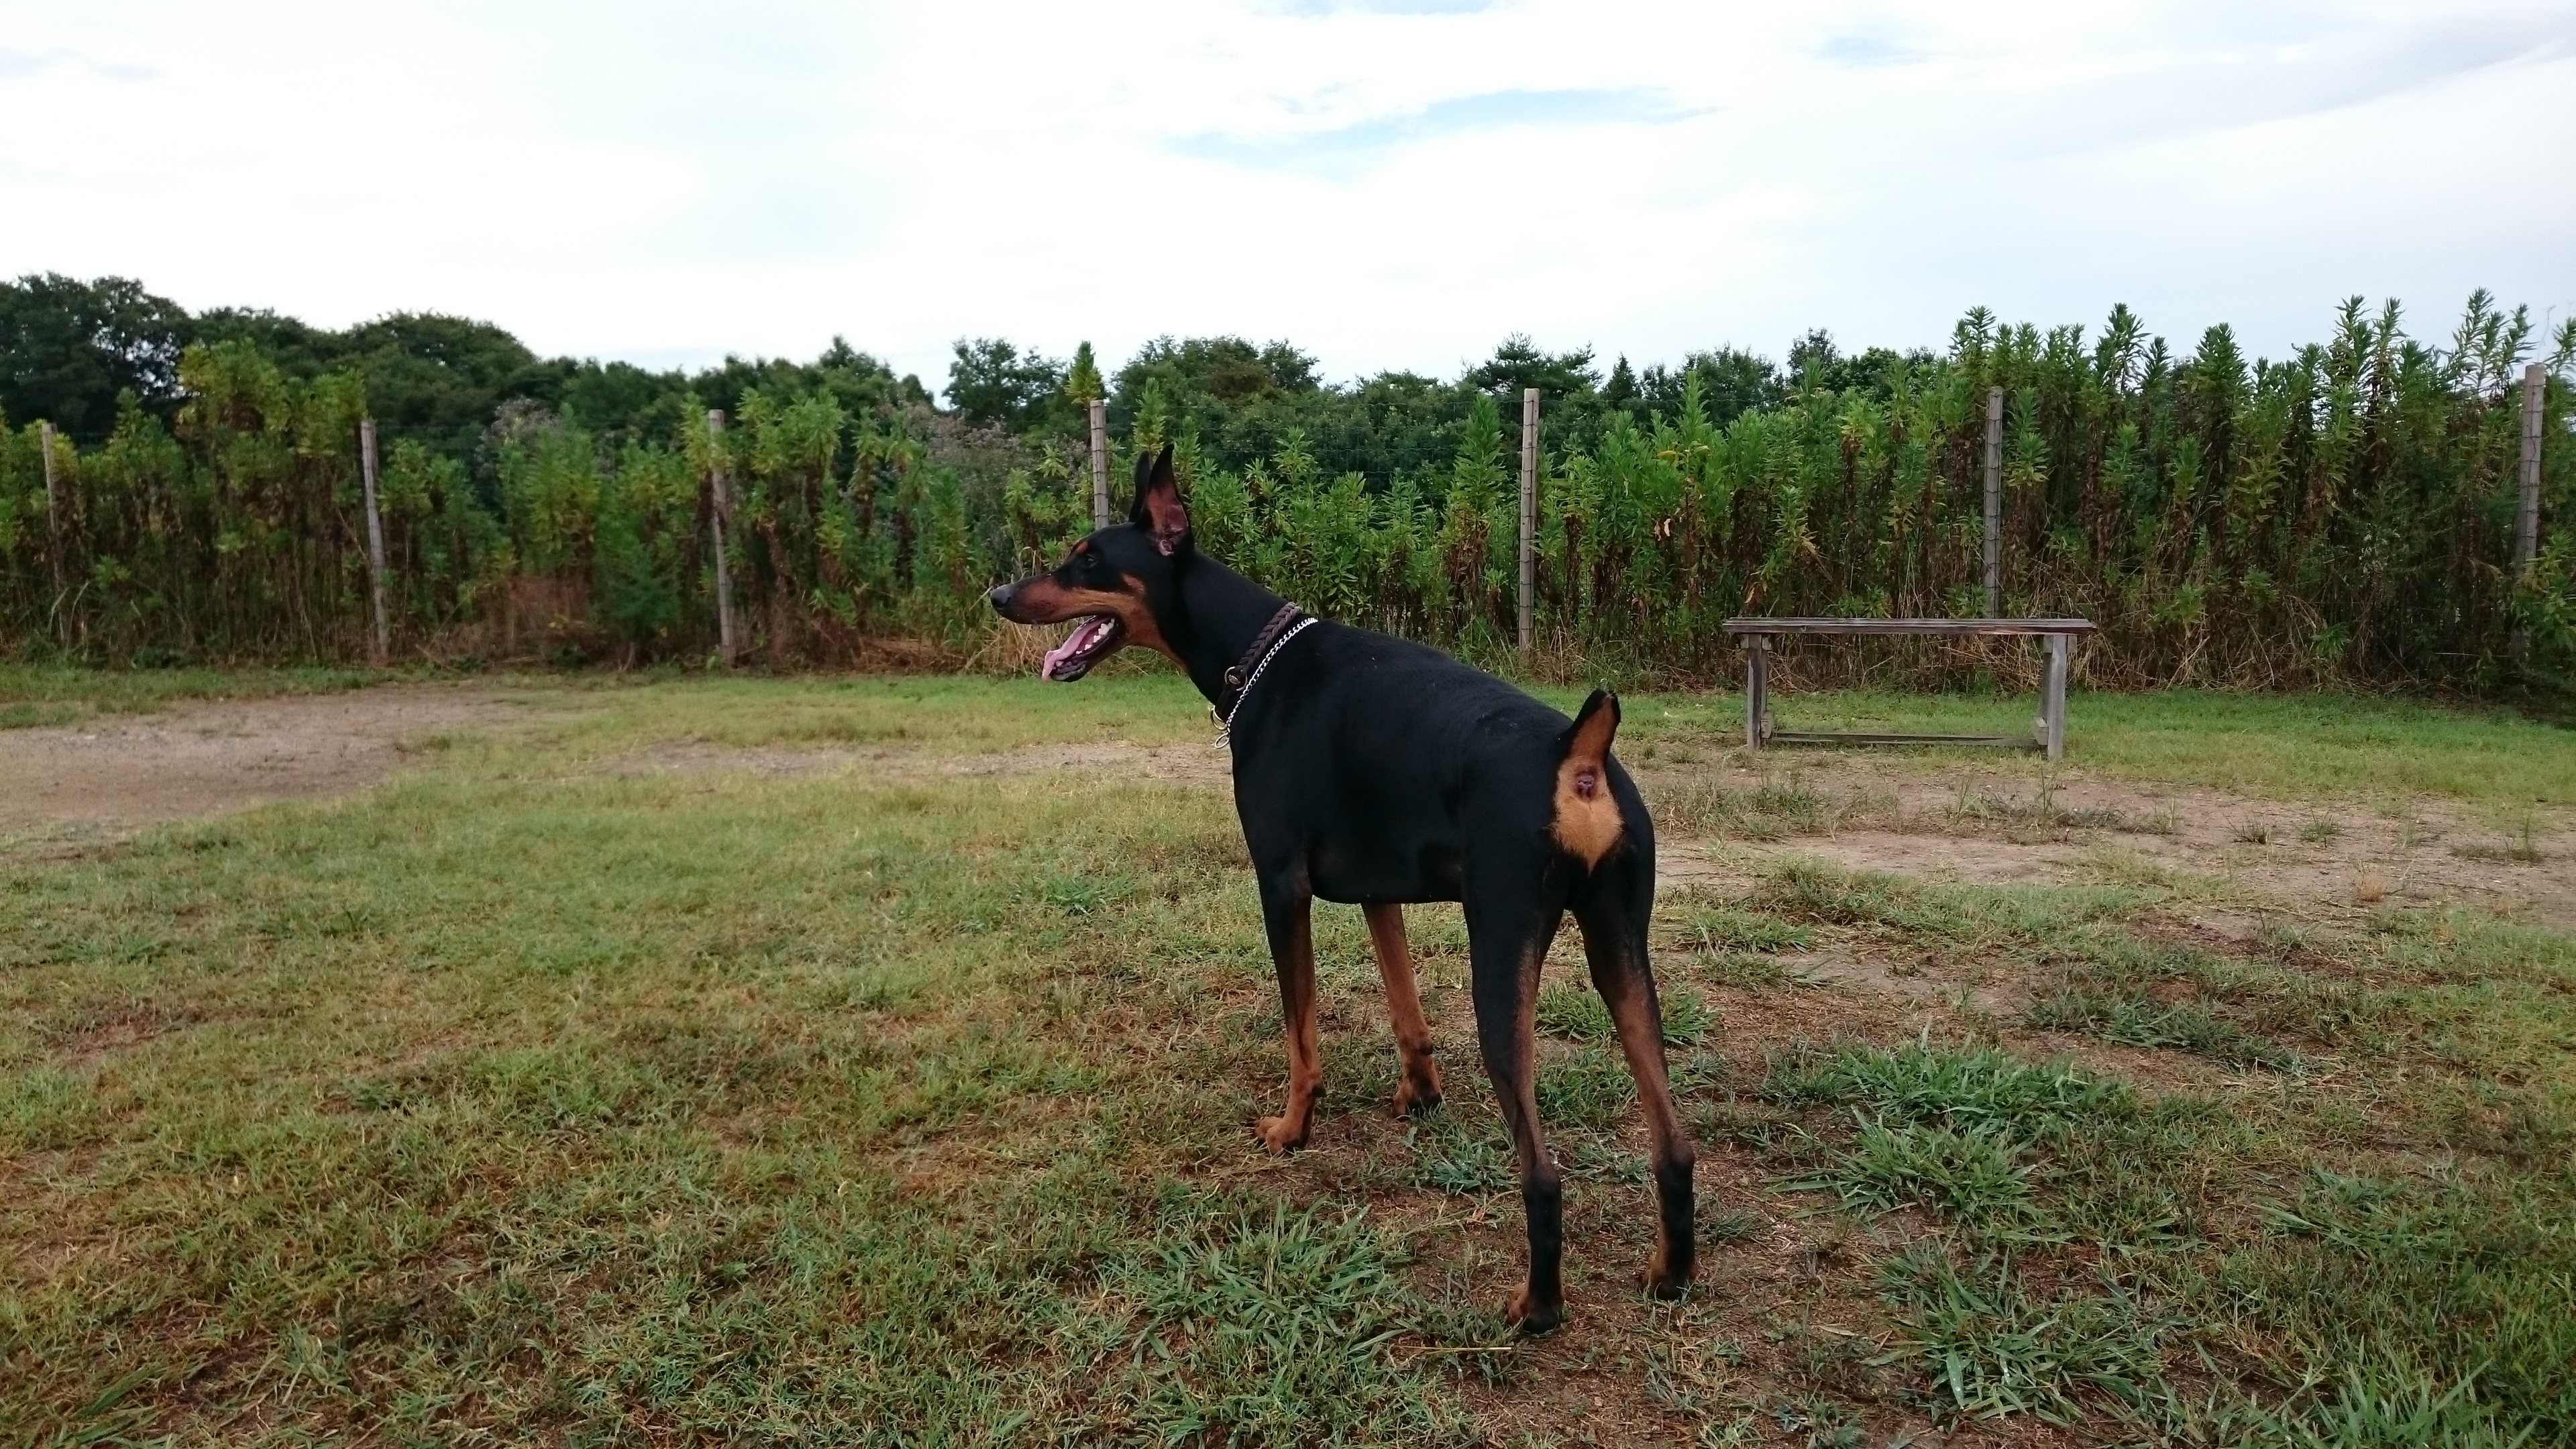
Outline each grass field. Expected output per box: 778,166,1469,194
0,665,378,731
4,671,2573,1445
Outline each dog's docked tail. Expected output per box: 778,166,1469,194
1552,689,1625,867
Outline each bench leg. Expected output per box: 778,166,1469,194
2042,634,2069,761
1744,637,1768,751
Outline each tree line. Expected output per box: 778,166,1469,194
3,272,2569,692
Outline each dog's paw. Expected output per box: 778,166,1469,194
1390,1075,1443,1119
1643,1246,1694,1301
1251,1115,1309,1154
1504,1285,1563,1336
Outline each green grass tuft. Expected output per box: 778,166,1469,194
1876,1245,2174,1426
1764,1040,2136,1129
2022,987,2297,1068
1788,1116,2039,1230
1535,981,1715,1047
1070,1201,1477,1444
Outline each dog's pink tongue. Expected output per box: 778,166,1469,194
1042,617,1104,680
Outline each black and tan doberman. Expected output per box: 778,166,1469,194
988,445,1693,1333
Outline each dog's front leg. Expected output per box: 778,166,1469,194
1252,879,1320,1153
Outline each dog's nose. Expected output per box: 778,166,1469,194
985,584,1013,612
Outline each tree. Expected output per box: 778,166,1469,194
1463,334,1599,399
557,360,691,448
1638,347,1783,427
191,307,339,377
1603,354,1639,414
945,337,1064,429
1461,336,1610,462
0,273,191,442
335,313,545,460
815,335,928,413
1065,341,1104,405
1099,337,1329,474
1786,328,1840,385
1110,336,1318,414
1782,329,1931,400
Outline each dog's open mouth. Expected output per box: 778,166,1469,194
1042,614,1124,682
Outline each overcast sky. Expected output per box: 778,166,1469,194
4,1,2571,389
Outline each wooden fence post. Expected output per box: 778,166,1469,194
2514,363,2545,661
1089,399,1111,531
1983,386,2003,616
706,409,738,665
39,421,66,617
2522,363,2547,576
360,418,389,667
1519,387,1538,659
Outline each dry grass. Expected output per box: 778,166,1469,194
3,672,2572,1445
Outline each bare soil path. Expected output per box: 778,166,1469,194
0,686,536,842
1629,755,2575,932
7,686,2566,929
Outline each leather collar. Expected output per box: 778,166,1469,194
1214,602,1305,718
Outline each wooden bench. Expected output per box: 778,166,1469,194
1722,617,2097,760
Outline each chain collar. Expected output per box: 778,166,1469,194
1213,602,1305,718
1210,607,1316,750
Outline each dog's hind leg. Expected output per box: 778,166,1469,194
1252,879,1322,1153
1574,853,1696,1300
1466,895,1567,1333
1364,902,1442,1117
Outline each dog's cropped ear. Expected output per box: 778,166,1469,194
1128,443,1189,555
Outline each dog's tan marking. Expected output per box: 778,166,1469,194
1496,931,1562,1332
1601,968,1692,1289
1004,576,1183,667
1110,575,1180,663
1364,903,1442,1116
1255,900,1322,1153
1552,697,1625,867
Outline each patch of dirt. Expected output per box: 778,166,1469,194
599,742,876,778
46,1002,207,1065
1799,946,2024,1014
602,738,1236,786
1783,827,2092,885
22,683,2561,935
940,741,1234,785
2012,1029,2266,1097
1632,755,2576,932
0,686,534,841
1657,841,1757,897
13,682,2564,932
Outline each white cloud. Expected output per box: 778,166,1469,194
2,0,2569,390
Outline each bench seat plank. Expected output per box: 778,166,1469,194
1725,616,2092,760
